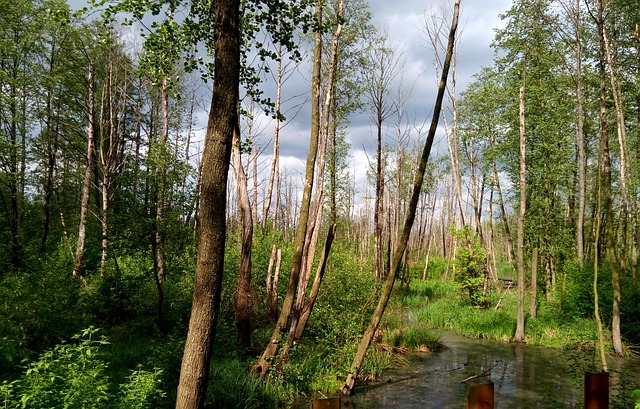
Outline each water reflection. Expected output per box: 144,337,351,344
302,332,640,409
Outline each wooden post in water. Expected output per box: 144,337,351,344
584,371,609,409
310,397,340,409
467,382,494,409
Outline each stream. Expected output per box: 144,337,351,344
298,332,640,408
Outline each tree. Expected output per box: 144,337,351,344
595,0,624,357
72,59,96,280
514,83,526,342
362,33,402,280
0,0,42,271
342,0,459,394
251,0,323,378
232,109,253,348
175,0,240,406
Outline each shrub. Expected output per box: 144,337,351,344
452,226,487,306
1,328,166,409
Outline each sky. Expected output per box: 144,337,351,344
269,0,514,204
75,0,515,206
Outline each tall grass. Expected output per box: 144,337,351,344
206,360,293,409
398,279,609,350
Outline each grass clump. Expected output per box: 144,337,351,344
397,278,605,349
206,360,292,409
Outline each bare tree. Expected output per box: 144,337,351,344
342,0,459,394
426,9,465,228
363,33,402,280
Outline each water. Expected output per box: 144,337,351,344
298,332,640,409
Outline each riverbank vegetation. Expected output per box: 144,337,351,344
2,0,640,407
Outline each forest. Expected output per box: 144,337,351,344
1,0,640,407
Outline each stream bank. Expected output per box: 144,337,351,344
297,331,640,408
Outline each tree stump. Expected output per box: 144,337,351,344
584,371,608,409
310,397,340,409
467,382,494,409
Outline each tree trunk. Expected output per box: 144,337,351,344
232,122,254,347
492,153,514,263
286,0,343,348
265,245,281,322
375,127,384,279
40,42,58,255
293,223,336,340
603,23,633,272
572,0,586,268
529,247,538,318
513,84,526,343
251,0,323,377
596,0,623,357
72,62,95,281
262,44,281,231
342,0,459,393
174,0,240,406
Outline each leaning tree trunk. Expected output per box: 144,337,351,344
342,0,459,394
174,0,240,406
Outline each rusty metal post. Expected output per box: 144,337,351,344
467,382,494,409
310,397,340,409
584,371,609,409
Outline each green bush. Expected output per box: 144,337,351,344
424,256,447,280
632,388,640,409
452,226,487,306
0,258,85,379
117,367,166,409
0,328,165,409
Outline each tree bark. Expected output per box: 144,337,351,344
596,0,623,357
251,0,323,377
529,247,538,318
342,0,459,393
72,62,95,281
232,121,254,347
513,84,526,343
174,0,240,406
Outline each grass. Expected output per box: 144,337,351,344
394,279,609,351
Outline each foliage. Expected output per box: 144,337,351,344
633,388,640,409
452,226,487,306
0,328,165,409
0,255,85,378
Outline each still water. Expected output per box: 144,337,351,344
299,332,640,409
